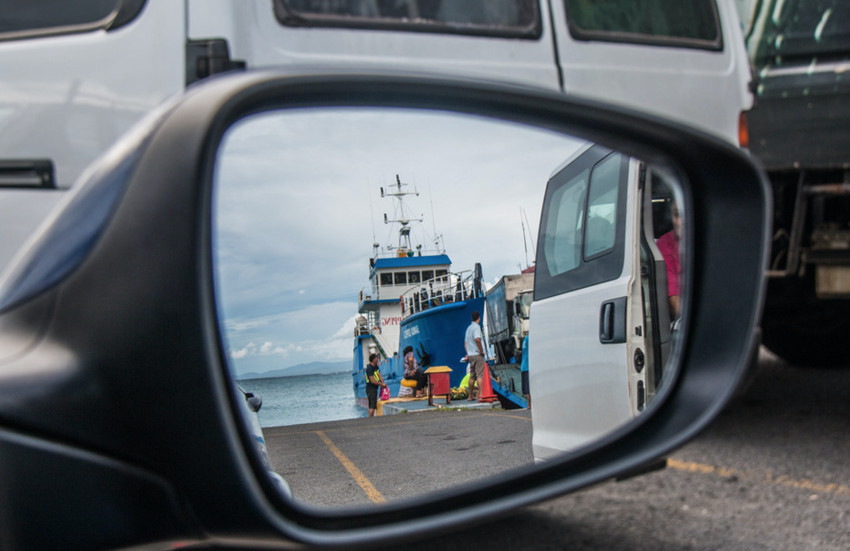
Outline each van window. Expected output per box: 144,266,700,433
543,168,588,276
535,147,628,300
565,0,721,50
274,0,541,38
0,0,143,39
584,154,620,259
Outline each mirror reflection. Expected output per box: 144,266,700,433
212,107,685,509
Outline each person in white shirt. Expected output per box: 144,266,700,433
463,311,486,401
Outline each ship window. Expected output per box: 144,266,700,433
274,0,541,39
408,271,421,284
435,269,448,280
422,270,434,281
394,272,407,285
380,273,393,287
564,0,722,51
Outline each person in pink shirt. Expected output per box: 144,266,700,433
655,202,682,319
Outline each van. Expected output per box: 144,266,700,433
0,1,751,268
529,143,679,461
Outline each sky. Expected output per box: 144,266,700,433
212,107,584,378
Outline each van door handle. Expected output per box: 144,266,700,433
600,302,614,341
599,297,627,344
0,159,55,189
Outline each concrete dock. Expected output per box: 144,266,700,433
376,395,501,415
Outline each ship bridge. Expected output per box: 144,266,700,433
356,253,449,347
359,253,451,313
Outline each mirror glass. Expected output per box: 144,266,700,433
212,106,686,509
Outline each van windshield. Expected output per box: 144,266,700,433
565,0,721,50
749,0,850,65
275,0,540,38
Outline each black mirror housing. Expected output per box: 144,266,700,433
0,70,770,548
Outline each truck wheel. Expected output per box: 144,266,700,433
761,279,850,367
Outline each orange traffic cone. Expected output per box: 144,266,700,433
478,363,497,403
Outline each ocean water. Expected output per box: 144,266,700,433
238,372,367,428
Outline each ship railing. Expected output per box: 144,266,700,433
400,270,478,319
358,286,398,303
354,313,395,360
354,311,379,336
372,245,445,260
372,332,395,360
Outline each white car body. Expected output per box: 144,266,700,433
530,144,675,461
236,385,292,498
0,1,750,269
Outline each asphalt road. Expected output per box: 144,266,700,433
265,350,849,549
386,350,850,551
265,407,533,508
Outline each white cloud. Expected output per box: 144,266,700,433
332,315,358,340
222,302,358,371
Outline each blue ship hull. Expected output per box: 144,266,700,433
397,296,484,388
353,296,485,406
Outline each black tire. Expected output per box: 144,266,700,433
761,277,850,367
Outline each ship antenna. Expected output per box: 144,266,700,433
382,174,422,253
522,209,537,251
428,183,445,254
521,208,529,269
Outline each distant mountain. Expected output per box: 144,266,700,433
237,360,349,380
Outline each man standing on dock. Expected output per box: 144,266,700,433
365,354,387,417
464,311,486,401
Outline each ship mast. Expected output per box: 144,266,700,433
381,174,423,255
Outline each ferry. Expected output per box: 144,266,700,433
353,176,484,408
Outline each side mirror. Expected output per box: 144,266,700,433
0,71,769,548
245,393,262,414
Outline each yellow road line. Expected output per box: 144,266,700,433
315,430,386,504
266,419,421,436
267,410,506,436
668,458,850,497
667,459,739,477
481,411,532,421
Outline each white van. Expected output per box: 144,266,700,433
0,1,750,268
529,144,679,461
